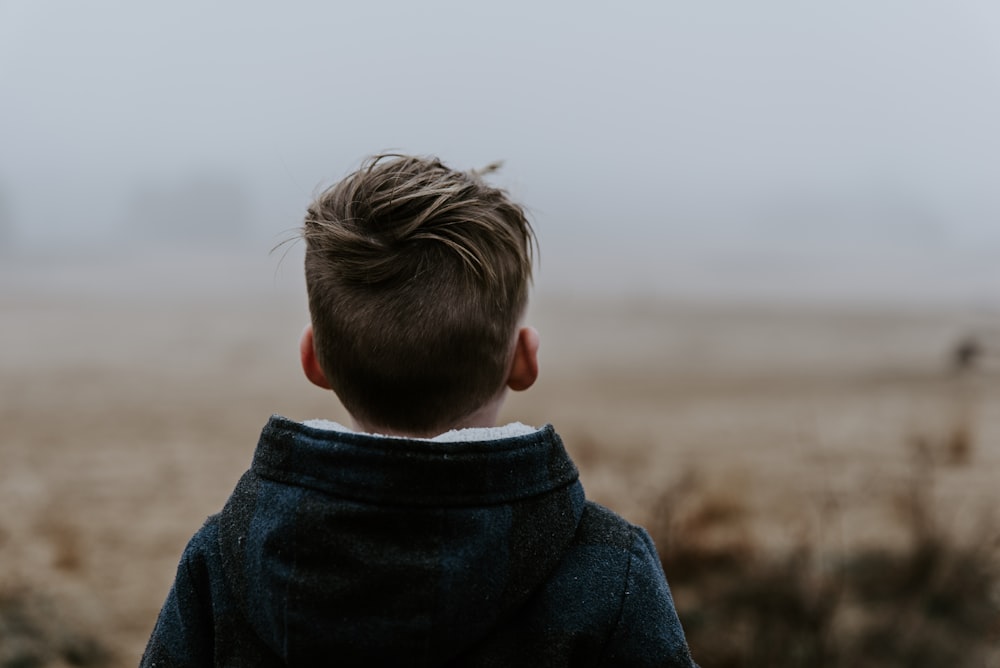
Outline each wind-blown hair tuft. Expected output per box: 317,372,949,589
302,154,535,435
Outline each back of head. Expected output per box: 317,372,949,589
302,154,535,436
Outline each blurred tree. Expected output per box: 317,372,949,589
0,186,13,253
121,173,253,247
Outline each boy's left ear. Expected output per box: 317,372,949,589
506,326,539,392
300,324,332,390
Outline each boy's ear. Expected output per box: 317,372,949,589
299,324,332,390
506,326,539,392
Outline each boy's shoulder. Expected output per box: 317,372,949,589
575,499,642,547
542,499,665,614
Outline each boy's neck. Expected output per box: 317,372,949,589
350,394,505,439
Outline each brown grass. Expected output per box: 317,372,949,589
3,256,1000,664
653,437,1000,667
0,585,112,668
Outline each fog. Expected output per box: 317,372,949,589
3,1,1000,303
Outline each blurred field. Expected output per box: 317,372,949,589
2,253,999,665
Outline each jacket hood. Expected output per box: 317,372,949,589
216,415,585,665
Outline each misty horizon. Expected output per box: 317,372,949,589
3,1,1000,304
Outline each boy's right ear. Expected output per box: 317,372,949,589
300,324,332,390
506,326,540,392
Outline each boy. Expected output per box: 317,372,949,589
141,154,697,667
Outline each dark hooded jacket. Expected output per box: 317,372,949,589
141,416,696,667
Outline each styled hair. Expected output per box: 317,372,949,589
302,154,536,435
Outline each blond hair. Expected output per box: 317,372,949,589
302,154,536,435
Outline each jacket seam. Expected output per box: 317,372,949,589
594,525,637,667
179,541,214,662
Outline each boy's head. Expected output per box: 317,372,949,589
299,154,539,436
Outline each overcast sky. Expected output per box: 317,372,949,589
3,1,1000,299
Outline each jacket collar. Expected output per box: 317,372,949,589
252,415,579,507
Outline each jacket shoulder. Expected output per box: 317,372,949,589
459,501,696,667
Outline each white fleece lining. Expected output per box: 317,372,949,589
303,419,539,442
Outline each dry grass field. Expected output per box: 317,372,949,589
2,253,998,665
